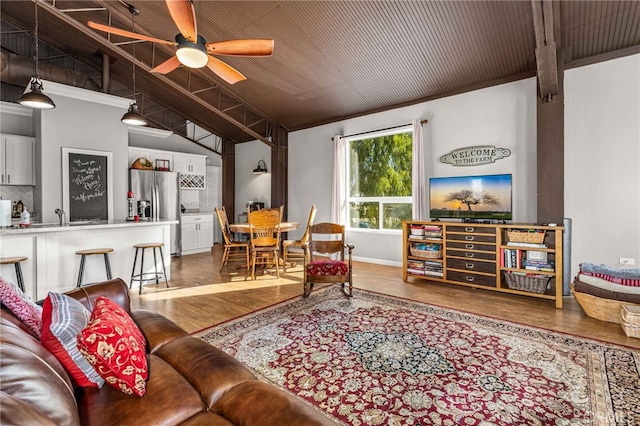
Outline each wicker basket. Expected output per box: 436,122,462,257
571,282,640,324
507,230,545,245
620,305,640,338
504,272,550,294
410,247,442,259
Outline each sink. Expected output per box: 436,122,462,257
68,221,95,226
28,222,60,228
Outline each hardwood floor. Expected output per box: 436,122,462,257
129,244,640,349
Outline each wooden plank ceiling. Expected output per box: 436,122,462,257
1,1,639,143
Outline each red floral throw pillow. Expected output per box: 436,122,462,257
77,296,148,396
0,276,42,338
41,292,104,388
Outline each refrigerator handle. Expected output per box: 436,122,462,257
154,184,160,221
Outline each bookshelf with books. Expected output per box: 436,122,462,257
402,221,564,308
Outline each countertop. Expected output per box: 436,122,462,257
0,219,178,235
181,212,214,216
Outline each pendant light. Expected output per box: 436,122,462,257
18,0,55,110
121,9,147,126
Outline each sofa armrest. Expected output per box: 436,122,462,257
64,278,131,313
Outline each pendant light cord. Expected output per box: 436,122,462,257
33,0,39,78
131,12,136,104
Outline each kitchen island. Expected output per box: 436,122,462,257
0,220,176,300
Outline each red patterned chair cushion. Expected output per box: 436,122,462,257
77,296,148,396
306,260,349,276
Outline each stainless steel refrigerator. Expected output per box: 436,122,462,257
129,169,182,256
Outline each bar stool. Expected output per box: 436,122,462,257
130,242,169,295
75,248,113,288
0,256,28,292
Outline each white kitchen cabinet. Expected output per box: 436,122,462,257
181,214,214,255
173,153,207,189
1,135,35,186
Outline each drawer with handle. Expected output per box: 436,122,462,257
446,233,496,243
447,270,497,287
447,258,496,274
446,249,496,261
446,241,495,252
447,226,496,235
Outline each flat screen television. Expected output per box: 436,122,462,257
429,174,512,221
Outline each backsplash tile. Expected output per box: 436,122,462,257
0,186,34,218
180,189,199,210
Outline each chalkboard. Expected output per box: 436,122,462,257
62,148,113,222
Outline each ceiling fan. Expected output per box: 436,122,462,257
87,0,274,84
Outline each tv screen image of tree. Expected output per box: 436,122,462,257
68,153,108,221
429,174,512,220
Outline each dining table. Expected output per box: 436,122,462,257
228,221,300,234
228,221,301,269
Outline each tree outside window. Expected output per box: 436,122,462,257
347,128,413,230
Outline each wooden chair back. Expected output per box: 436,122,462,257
300,204,317,245
248,208,281,248
215,206,234,244
307,222,345,261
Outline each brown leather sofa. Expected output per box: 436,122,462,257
0,278,334,425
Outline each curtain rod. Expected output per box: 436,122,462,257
341,119,429,139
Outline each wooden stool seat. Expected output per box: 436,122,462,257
133,243,164,249
0,256,28,292
130,243,169,294
75,248,113,288
75,248,113,256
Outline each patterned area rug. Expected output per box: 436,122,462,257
194,286,640,425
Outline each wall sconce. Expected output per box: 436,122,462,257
252,160,267,174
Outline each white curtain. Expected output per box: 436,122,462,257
332,135,346,224
412,119,428,220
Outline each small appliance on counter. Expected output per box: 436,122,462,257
138,200,150,221
247,201,265,212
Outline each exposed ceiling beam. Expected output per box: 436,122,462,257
35,0,276,148
531,0,559,102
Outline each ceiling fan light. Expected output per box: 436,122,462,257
176,46,208,68
18,78,56,109
121,101,147,126
175,34,209,68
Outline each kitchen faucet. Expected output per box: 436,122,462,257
55,208,66,226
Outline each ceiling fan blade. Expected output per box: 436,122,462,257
87,21,176,46
151,56,182,74
206,56,246,85
206,39,274,56
165,0,197,42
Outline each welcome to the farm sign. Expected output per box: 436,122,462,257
440,145,511,166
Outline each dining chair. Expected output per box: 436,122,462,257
247,207,282,280
302,222,354,298
282,204,317,272
215,207,250,272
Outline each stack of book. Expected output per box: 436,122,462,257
500,248,554,271
407,260,444,277
423,225,443,240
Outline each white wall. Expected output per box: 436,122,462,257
234,141,271,222
565,54,640,276
35,81,130,223
0,103,33,135
289,78,537,265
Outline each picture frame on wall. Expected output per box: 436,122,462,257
62,147,113,223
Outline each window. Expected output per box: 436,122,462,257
346,127,413,230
